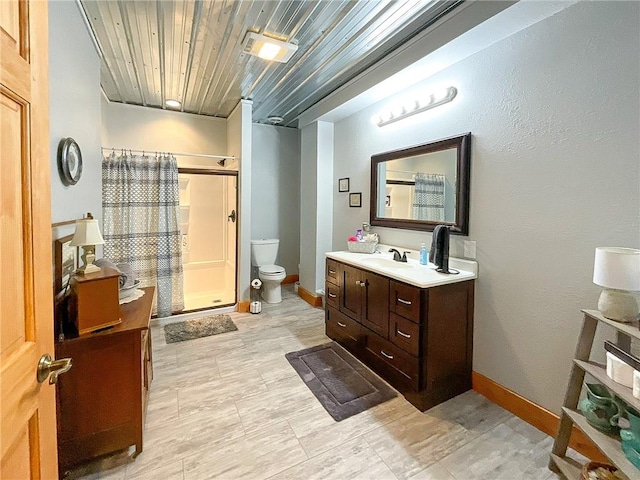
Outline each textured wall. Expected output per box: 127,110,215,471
251,124,301,275
332,1,640,411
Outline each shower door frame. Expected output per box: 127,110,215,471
178,167,239,313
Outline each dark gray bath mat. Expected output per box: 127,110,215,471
164,315,237,343
285,342,397,421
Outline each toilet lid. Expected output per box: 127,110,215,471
260,264,284,275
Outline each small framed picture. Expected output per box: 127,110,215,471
54,234,77,296
338,178,350,193
349,192,362,208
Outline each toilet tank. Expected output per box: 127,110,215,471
251,239,279,266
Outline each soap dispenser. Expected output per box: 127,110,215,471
419,243,428,265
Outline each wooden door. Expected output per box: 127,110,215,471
339,263,362,321
1,1,58,478
361,271,389,338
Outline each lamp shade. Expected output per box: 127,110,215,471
593,247,640,291
70,218,105,246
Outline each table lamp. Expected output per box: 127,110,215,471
593,247,640,322
70,213,105,274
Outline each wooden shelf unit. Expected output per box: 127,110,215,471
550,309,640,480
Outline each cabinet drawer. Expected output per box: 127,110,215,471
325,282,339,309
326,259,339,285
364,331,419,390
390,280,422,323
326,306,363,351
390,313,420,356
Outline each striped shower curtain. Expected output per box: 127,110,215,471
412,173,445,221
102,152,184,316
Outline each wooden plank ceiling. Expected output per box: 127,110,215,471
81,0,463,126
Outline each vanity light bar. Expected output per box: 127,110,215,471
373,86,458,127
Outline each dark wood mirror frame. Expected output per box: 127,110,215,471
370,132,471,235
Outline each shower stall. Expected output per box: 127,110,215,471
178,168,237,311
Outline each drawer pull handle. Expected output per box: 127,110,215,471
397,298,412,306
380,350,394,360
337,322,347,328
397,329,411,339
328,269,336,274
328,293,337,298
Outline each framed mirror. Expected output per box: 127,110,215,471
370,133,471,235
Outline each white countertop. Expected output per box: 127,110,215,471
326,246,478,288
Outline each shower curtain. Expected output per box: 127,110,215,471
102,152,184,316
412,173,445,221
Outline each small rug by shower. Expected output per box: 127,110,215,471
286,342,397,421
164,315,237,343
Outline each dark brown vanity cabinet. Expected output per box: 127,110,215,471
325,258,475,411
339,263,389,337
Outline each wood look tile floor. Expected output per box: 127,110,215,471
69,286,574,480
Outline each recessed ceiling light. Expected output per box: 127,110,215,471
165,99,181,108
242,32,298,63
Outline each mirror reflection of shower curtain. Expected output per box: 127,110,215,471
412,173,445,221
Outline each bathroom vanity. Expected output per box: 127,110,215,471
325,250,476,411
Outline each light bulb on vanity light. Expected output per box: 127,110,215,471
593,247,640,322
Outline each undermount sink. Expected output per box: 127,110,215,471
360,257,413,269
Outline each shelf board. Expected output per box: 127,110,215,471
563,407,640,479
576,360,640,412
583,310,640,340
550,453,581,480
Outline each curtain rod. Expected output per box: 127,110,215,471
101,147,235,160
387,169,445,177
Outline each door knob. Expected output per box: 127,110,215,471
37,354,72,384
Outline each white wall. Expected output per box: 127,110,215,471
102,101,227,162
227,100,253,302
332,1,640,411
251,124,301,275
300,121,334,295
49,1,101,234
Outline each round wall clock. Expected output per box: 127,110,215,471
58,137,83,185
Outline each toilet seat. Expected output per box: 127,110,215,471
259,264,285,276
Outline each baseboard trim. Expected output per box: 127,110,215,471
237,301,250,313
282,274,299,285
298,286,323,307
472,371,606,462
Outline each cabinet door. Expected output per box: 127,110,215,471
340,263,362,320
361,271,389,338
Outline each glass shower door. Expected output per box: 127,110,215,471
179,170,237,311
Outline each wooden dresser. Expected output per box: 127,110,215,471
55,286,155,474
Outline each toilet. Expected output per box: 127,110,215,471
251,239,286,304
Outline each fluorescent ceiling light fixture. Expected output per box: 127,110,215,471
165,99,181,108
242,32,298,63
372,86,458,127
